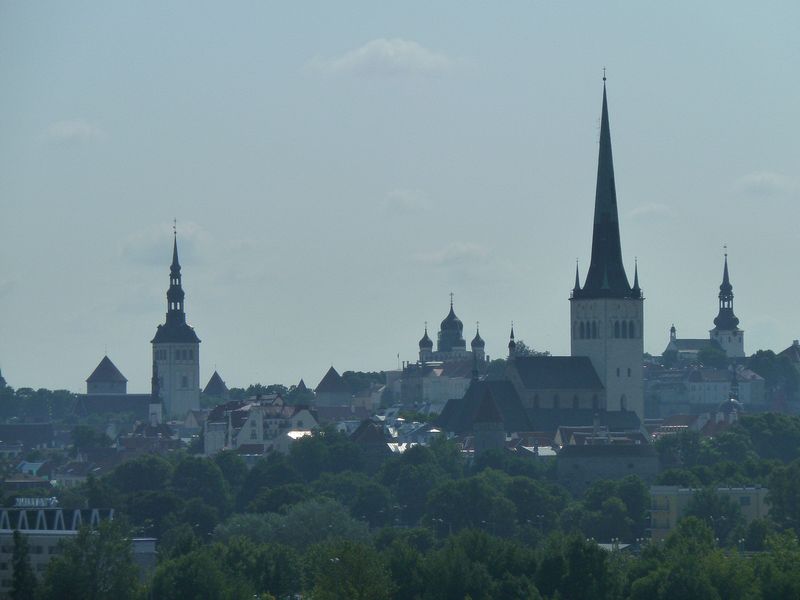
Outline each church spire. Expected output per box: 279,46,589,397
631,258,641,298
713,250,739,330
575,78,633,299
508,323,516,358
166,227,186,325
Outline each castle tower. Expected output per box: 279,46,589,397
151,229,201,418
570,78,644,419
709,253,745,358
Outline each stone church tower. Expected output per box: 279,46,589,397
151,231,201,418
570,79,644,419
709,253,745,358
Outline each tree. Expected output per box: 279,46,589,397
213,450,248,491
171,455,232,515
39,521,141,600
151,547,227,600
71,425,112,456
684,487,744,544
10,530,37,600
308,540,392,600
108,454,172,495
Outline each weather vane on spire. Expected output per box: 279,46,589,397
724,243,728,257
602,66,607,81
173,218,177,236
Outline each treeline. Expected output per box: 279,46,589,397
6,412,800,598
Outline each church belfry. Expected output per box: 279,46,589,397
151,227,201,418
710,252,744,358
570,78,644,419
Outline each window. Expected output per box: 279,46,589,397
553,394,560,409
629,321,636,338
616,368,620,377
572,395,579,409
175,349,181,360
579,322,585,339
620,395,627,411
188,349,194,360
592,321,598,338
628,368,631,377
614,321,620,338
182,375,188,388
533,395,540,409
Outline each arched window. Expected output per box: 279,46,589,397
621,322,628,338
627,367,631,377
629,321,636,338
592,321,598,339
572,395,579,409
553,394,560,409
579,322,585,339
620,395,627,411
614,321,620,338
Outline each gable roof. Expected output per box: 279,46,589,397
668,339,722,352
435,380,531,434
74,394,150,420
525,407,641,434
86,356,127,384
511,356,603,390
316,366,350,394
350,420,388,445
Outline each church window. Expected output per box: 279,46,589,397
188,350,194,360
175,350,181,360
629,321,635,338
579,322,585,339
182,375,188,388
572,395,579,409
621,322,628,338
592,322,598,338
616,367,620,377
614,322,620,338
627,368,631,377
553,394,560,409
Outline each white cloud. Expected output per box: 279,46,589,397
735,171,800,199
628,202,672,221
45,119,106,143
414,243,489,266
310,38,452,77
383,189,430,214
120,221,210,266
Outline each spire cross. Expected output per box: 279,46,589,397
173,218,177,237
424,320,428,332
476,321,480,331
449,292,454,307
723,243,728,258
602,66,606,81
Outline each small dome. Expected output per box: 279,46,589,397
419,328,433,349
471,329,485,348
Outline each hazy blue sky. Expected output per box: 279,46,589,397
1,2,798,392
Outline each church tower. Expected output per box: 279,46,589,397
570,78,644,419
709,253,745,358
151,229,201,418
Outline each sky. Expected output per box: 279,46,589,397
1,1,799,392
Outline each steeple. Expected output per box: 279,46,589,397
508,324,516,357
152,226,200,345
574,78,633,299
713,251,740,330
572,261,581,295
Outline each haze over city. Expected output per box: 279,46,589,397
1,1,798,391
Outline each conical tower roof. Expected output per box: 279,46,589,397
86,356,127,384
575,79,633,299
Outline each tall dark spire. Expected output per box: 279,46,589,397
508,323,516,357
713,251,739,330
575,79,633,299
152,227,200,344
572,260,581,295
631,258,641,298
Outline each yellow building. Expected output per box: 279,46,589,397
649,485,769,542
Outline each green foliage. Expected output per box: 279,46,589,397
307,539,392,600
108,454,173,495
748,349,799,399
697,346,728,369
683,487,745,543
171,455,232,515
71,425,112,456
10,530,37,600
39,521,142,600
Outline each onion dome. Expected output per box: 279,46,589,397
419,324,433,349
471,323,485,349
440,303,463,335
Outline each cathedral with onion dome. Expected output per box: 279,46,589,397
417,295,486,365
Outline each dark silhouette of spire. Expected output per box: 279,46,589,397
508,323,516,357
713,251,739,330
572,261,581,295
152,226,200,344
575,79,633,299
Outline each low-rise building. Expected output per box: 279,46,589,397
649,485,770,541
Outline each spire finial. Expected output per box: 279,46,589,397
173,218,177,237
602,66,607,82
424,320,428,333
450,292,454,308
476,320,480,333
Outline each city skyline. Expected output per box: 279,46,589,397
2,2,798,391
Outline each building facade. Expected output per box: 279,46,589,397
151,232,201,419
